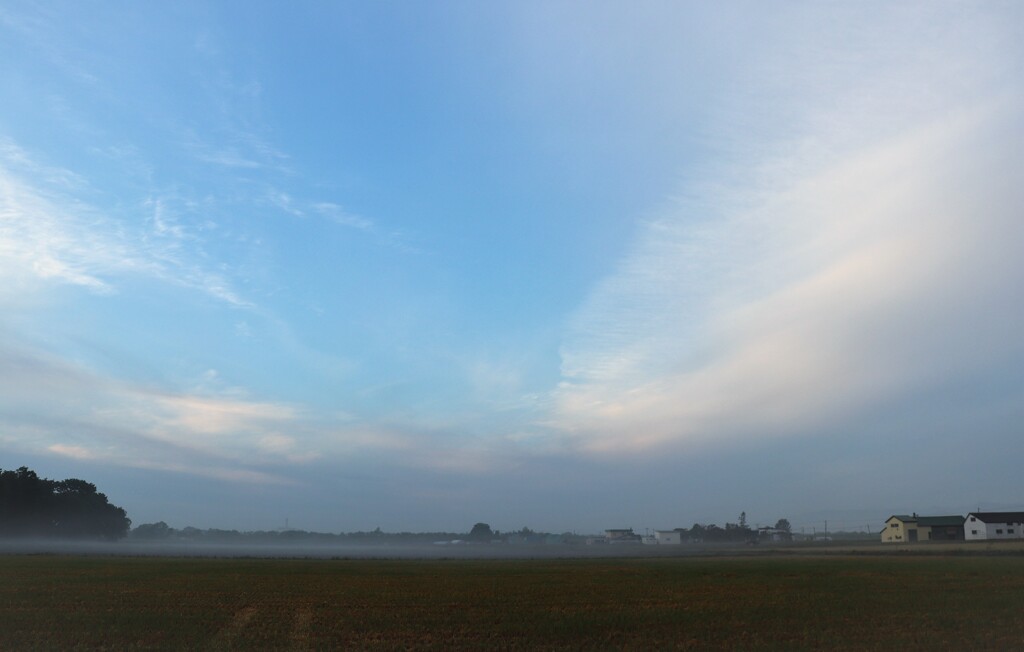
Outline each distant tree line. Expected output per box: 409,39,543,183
126,518,803,546
0,467,131,540
131,522,472,545
128,522,587,545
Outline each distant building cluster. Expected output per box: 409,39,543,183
586,529,643,545
882,512,1024,543
589,526,793,545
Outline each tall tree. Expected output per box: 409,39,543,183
0,467,131,539
469,522,493,540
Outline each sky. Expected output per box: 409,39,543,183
1,1,1022,535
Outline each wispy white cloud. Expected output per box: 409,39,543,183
0,337,315,482
190,143,262,169
148,394,296,438
0,138,90,190
0,334,517,480
268,191,304,217
0,3,104,89
1,164,126,295
551,9,1024,455
291,198,419,252
48,444,96,460
146,197,187,241
312,202,373,231
182,128,271,172
0,144,251,307
180,43,292,176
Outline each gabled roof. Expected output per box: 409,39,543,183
886,514,965,526
967,511,1024,524
886,515,916,523
915,516,965,527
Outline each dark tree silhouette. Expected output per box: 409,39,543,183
130,521,173,539
0,466,131,540
469,522,493,540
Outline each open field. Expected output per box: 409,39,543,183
3,553,1024,650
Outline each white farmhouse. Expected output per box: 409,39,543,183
964,512,1024,541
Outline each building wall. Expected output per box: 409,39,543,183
883,517,953,543
882,517,912,543
655,530,681,545
925,525,964,541
964,517,983,540
965,516,1024,540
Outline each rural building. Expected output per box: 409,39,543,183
964,512,1024,541
881,514,965,543
604,528,642,544
757,527,792,543
653,530,683,544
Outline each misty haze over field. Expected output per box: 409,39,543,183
1,2,1022,534
0,538,770,561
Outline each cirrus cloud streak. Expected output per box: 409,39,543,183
554,91,1024,455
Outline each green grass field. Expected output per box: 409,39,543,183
3,553,1024,650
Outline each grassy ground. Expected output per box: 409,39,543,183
3,553,1024,650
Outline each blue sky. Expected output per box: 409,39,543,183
2,1,1022,534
